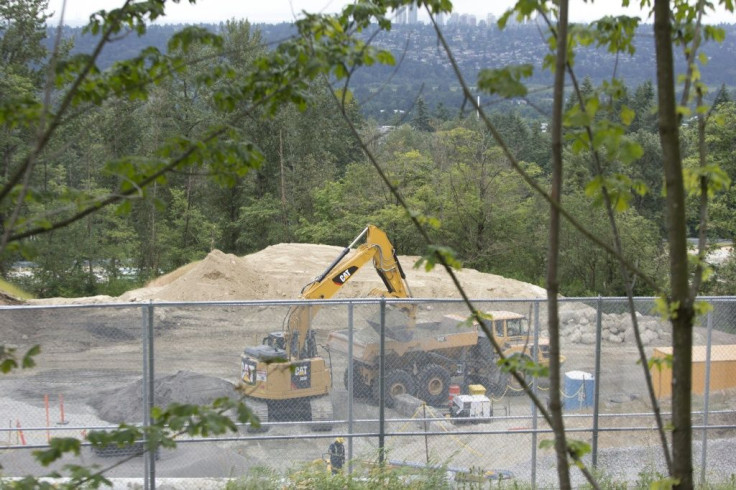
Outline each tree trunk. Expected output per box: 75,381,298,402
653,1,694,487
279,129,288,227
549,1,571,488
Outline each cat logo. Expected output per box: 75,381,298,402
333,266,359,285
291,361,311,389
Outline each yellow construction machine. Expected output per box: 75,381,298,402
328,309,558,407
238,225,414,430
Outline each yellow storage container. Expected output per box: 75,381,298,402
651,345,736,399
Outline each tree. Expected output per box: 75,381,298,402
630,80,658,133
0,0,50,81
411,96,433,131
712,83,731,109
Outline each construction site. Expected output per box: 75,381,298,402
2,233,736,487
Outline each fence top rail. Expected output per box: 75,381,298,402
0,297,541,310
1,296,734,311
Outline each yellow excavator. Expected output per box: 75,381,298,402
238,225,414,431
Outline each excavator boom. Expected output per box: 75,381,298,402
285,225,414,359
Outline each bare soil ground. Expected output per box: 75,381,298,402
2,244,735,484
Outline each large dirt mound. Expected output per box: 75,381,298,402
120,249,269,302
26,243,545,305
115,244,545,302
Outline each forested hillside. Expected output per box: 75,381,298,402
3,9,735,298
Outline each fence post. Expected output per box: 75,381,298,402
347,302,354,474
592,295,602,467
378,298,386,466
142,302,156,490
700,308,713,485
531,299,539,489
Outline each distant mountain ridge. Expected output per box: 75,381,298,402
47,22,736,121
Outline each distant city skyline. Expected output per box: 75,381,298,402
46,1,733,27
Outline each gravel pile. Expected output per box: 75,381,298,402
89,370,237,423
507,438,736,487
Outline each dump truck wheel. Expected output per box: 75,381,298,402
372,369,414,408
506,354,531,396
489,371,510,397
343,363,371,398
417,364,451,406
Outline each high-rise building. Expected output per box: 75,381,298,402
394,6,407,24
408,4,418,24
459,13,477,26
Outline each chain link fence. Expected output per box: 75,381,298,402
1,297,735,487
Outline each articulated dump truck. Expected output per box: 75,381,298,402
327,310,559,407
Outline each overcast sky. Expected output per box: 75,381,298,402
45,0,702,27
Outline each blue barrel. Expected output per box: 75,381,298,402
563,371,594,410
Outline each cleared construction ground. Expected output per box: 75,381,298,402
2,244,735,486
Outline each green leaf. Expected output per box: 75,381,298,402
693,300,713,317
704,25,725,42
567,439,592,459
653,297,679,321
676,105,692,117
619,139,644,164
415,245,462,272
620,105,635,126
476,65,533,98
648,354,673,372
22,345,40,369
650,477,680,489
32,438,81,466
499,353,549,378
539,439,555,450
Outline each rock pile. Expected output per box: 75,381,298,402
559,303,672,346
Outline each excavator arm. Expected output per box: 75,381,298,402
285,225,415,359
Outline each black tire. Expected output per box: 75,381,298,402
417,364,451,407
343,363,371,398
372,369,415,408
489,370,510,397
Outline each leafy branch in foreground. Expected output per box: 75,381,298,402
4,397,258,490
0,344,40,374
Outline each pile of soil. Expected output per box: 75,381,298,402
28,243,545,305
116,244,547,303
89,370,237,423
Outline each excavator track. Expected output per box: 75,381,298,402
309,396,334,431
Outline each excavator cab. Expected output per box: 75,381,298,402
263,332,287,350
259,330,318,359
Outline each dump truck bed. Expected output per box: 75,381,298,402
327,317,480,363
